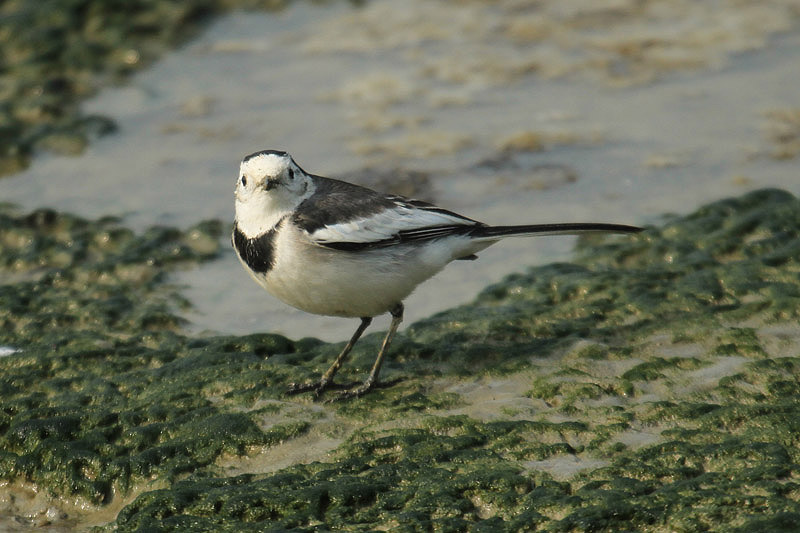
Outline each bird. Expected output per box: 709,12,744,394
232,150,642,400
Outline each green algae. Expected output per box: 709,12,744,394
108,416,800,532
0,206,223,345
0,206,311,505
2,189,800,529
110,420,573,532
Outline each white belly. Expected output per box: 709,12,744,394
249,226,491,318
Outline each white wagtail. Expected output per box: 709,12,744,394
232,150,642,400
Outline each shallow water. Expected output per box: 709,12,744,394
1,1,798,341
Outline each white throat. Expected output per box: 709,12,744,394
235,180,316,238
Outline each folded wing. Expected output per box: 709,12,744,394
307,200,483,251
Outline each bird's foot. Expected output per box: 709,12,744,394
325,382,374,402
324,377,402,402
286,379,355,399
285,379,327,397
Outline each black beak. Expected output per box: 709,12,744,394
264,180,278,191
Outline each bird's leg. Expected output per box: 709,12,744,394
286,316,372,397
331,303,404,401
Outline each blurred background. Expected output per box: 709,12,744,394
1,0,799,340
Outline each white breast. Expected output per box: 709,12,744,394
261,225,489,318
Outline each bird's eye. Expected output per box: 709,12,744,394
288,168,295,180
241,175,247,187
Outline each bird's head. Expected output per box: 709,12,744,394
234,150,314,236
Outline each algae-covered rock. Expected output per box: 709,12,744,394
2,189,800,530
0,206,224,345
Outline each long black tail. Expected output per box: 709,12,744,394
471,222,643,241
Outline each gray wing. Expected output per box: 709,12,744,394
292,176,483,251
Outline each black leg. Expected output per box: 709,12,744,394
286,316,372,397
331,303,404,401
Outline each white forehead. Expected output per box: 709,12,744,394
240,152,291,178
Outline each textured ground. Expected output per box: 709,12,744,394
2,1,800,530
1,188,799,530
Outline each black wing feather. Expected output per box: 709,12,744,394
292,176,399,235
320,223,483,252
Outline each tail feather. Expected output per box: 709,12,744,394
470,222,643,240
